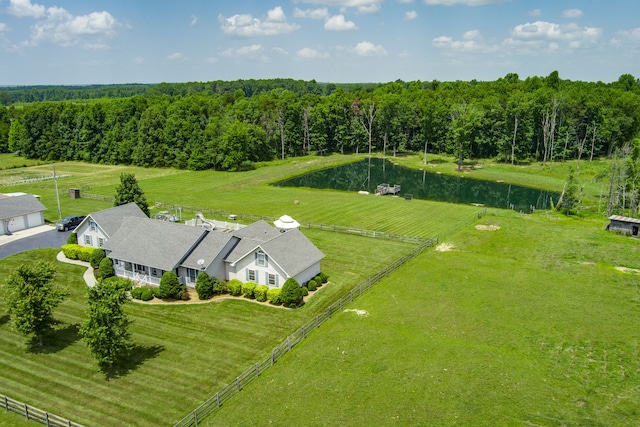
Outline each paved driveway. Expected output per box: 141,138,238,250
0,229,70,260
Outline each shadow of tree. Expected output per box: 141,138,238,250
0,314,9,327
106,344,165,379
28,323,81,354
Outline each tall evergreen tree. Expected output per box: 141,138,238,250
113,172,150,216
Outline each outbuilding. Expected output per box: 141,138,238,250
606,215,640,236
0,193,46,235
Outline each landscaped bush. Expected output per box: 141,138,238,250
131,287,143,299
90,249,105,269
227,279,243,296
301,286,309,297
157,271,185,299
242,281,257,299
213,277,227,294
254,285,268,302
96,257,114,281
66,232,77,245
101,276,134,291
267,288,281,305
140,286,154,301
280,278,302,308
195,272,215,300
318,272,329,283
62,244,97,263
307,279,317,291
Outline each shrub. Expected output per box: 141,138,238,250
90,249,105,269
66,232,77,245
318,272,329,283
157,271,184,299
130,287,143,299
307,279,317,291
242,282,257,299
301,286,309,297
77,247,95,263
195,272,215,300
101,276,134,291
140,287,154,301
227,279,243,296
61,244,78,260
267,288,281,305
97,257,115,281
213,277,227,294
280,278,302,308
255,285,268,302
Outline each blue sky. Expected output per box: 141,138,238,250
0,0,638,85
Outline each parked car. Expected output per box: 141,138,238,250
56,215,85,231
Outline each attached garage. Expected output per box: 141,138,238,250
0,193,46,235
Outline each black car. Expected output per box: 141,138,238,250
56,215,85,231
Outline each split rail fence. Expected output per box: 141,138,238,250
1,393,84,427
173,238,435,427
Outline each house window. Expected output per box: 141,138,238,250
98,237,104,247
84,235,92,246
134,264,147,274
187,268,198,283
256,251,267,267
247,269,256,281
268,273,277,287
89,220,97,231
124,262,133,271
151,268,159,277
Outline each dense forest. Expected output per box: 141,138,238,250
1,73,640,173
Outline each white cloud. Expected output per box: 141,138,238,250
272,46,289,55
297,47,329,59
353,41,387,56
358,4,381,13
324,14,358,31
7,0,46,18
219,7,299,37
27,9,118,48
509,21,601,45
221,44,263,58
611,28,640,50
424,0,505,5
562,9,583,19
190,15,198,26
166,52,187,62
133,57,144,64
0,23,9,32
528,9,541,17
397,0,414,4
297,0,382,7
404,10,417,20
293,7,329,19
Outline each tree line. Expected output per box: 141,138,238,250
1,72,640,171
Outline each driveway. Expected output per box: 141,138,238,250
0,227,70,260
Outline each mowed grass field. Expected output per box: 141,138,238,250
205,212,640,426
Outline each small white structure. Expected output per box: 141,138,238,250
0,193,46,235
274,214,300,231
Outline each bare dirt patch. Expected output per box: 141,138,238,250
615,266,640,275
475,224,500,231
344,308,369,317
435,242,454,252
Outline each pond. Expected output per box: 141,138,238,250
273,158,559,212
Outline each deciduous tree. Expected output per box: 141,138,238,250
113,172,149,216
4,262,65,347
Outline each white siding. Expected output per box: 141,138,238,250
76,218,109,248
293,262,322,286
227,249,286,287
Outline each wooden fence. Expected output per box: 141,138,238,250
173,238,435,427
0,393,84,427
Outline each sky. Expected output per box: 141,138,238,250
0,0,638,85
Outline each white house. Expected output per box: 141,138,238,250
101,217,324,288
0,193,46,235
75,202,147,248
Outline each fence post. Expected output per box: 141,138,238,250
216,392,220,408
24,403,29,420
3,395,7,411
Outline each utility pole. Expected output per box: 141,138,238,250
53,165,61,220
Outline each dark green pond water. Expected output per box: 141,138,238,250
274,158,558,212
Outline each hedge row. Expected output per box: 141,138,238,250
61,244,104,265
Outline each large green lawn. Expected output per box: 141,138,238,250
205,212,640,426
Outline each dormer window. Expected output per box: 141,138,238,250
256,251,267,267
89,220,97,231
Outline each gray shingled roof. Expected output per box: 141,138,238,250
232,220,281,241
0,194,46,221
226,228,324,277
104,217,207,271
182,231,238,270
82,202,147,238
